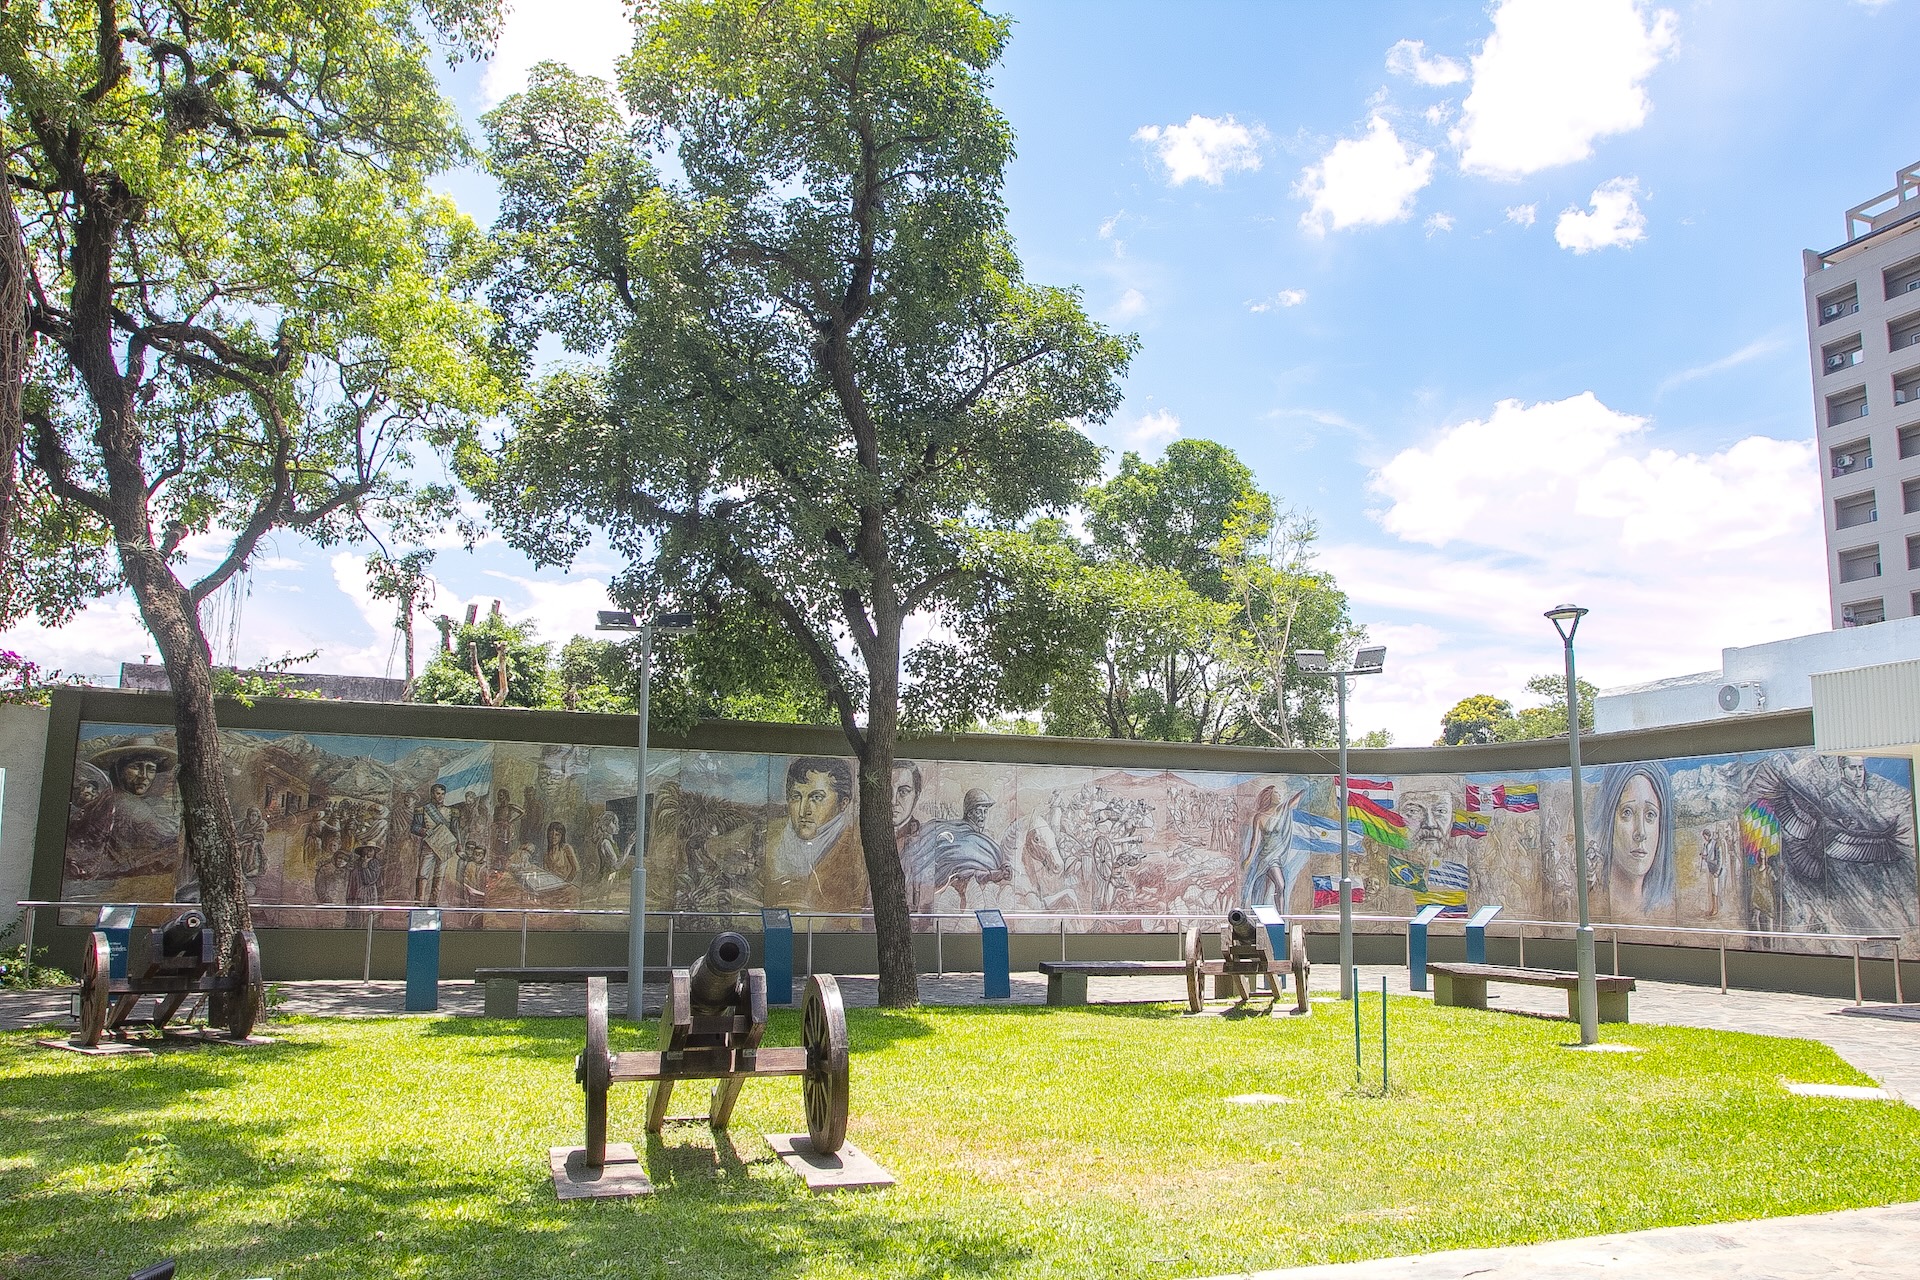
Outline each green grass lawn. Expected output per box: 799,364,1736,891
4,995,1919,1279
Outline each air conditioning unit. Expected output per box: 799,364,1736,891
1836,452,1856,470
1911,332,1920,346
1824,303,1843,319
1908,279,1920,292
1717,682,1767,714
1827,354,1847,370
1900,390,1911,404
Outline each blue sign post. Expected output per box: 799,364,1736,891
1466,904,1503,965
1407,903,1446,992
761,907,795,1006
97,905,135,980
405,909,441,1012
976,909,1010,1000
1251,904,1289,990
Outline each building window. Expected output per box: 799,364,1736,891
1909,534,1920,570
1837,491,1879,529
1839,545,1882,583
1828,389,1869,427
1824,336,1866,373
1819,285,1861,324
1892,314,1920,353
1842,599,1886,626
1834,438,1873,474
1888,257,1920,300
1907,479,1920,514
1896,368,1920,406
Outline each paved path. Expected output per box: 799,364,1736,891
1216,1201,1920,1279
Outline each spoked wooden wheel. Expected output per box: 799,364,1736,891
1183,926,1204,1014
800,974,849,1155
576,977,613,1167
77,932,111,1047
223,931,264,1040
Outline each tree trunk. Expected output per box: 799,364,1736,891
851,626,918,1007
0,171,26,570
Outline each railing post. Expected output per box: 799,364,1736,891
1060,917,1067,962
1718,941,1727,994
519,911,529,966
935,917,943,977
806,915,814,977
363,912,375,982
1896,948,1905,1005
1612,931,1620,976
20,905,33,974
1854,943,1863,1006
665,914,675,969
1517,924,1525,967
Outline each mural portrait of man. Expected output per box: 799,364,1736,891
412,782,459,905
87,735,183,876
768,756,867,912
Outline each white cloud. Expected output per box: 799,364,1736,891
1333,392,1827,742
1555,177,1647,253
1134,115,1266,186
1125,409,1182,449
1296,117,1435,235
1423,102,1453,127
484,571,617,646
1454,0,1677,179
1424,212,1455,235
1110,287,1149,320
482,0,633,105
1504,203,1537,226
1657,335,1790,394
0,597,150,687
1386,39,1468,86
1247,289,1308,313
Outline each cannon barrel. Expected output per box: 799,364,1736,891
687,931,752,1014
159,911,206,958
1227,908,1257,947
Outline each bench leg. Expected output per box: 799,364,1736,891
1433,973,1487,1010
484,978,520,1017
1596,991,1630,1024
1047,972,1088,1006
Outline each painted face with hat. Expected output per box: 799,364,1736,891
90,735,177,797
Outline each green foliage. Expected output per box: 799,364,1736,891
210,652,325,707
411,612,555,709
0,650,80,707
3,1006,1918,1275
0,935,74,989
919,443,1362,745
1437,677,1597,744
1439,693,1517,745
1352,728,1394,748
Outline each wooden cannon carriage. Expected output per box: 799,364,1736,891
574,931,850,1168
75,910,264,1046
1183,908,1310,1016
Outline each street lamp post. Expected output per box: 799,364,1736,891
1291,645,1387,1001
1545,603,1598,1046
596,608,695,1020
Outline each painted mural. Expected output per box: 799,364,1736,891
58,721,1920,957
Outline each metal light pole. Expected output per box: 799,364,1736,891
1292,645,1387,1001
1546,604,1598,1046
596,608,695,1020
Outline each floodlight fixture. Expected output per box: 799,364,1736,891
1292,649,1329,673
1353,645,1387,673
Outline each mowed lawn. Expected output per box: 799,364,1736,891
4,996,1920,1279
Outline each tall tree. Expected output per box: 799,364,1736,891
366,550,438,696
471,0,1133,1006
2,0,502,953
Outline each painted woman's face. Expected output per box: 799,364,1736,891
1613,773,1661,884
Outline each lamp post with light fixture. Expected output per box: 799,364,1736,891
1291,644,1387,1000
595,608,696,1020
1545,603,1598,1046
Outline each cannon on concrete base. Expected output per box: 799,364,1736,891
75,911,263,1046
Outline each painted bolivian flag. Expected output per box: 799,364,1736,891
1346,792,1408,849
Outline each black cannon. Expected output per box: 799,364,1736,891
574,931,850,1169
1183,908,1310,1016
76,910,264,1046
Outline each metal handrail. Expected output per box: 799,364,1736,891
11,898,1907,1004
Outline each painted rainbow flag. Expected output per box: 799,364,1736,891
1740,799,1782,865
1346,792,1409,850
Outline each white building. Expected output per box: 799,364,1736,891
1595,616,1920,733
1805,159,1920,628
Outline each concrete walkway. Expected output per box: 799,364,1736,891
1219,1201,1920,1279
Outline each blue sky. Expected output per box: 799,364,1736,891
12,0,1920,744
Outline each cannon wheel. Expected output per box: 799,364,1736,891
77,931,111,1047
222,931,264,1040
800,974,849,1155
577,977,613,1167
1182,926,1204,1014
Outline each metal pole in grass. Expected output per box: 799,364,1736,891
1546,603,1599,1047
1352,965,1362,1085
1380,975,1388,1093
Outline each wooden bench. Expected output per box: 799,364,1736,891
1037,960,1188,1006
472,966,669,1017
1427,962,1636,1023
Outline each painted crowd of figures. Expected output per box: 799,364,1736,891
59,722,1920,957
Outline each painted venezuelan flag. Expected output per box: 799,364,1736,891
1496,783,1540,812
1345,792,1409,850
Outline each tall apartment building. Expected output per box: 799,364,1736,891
1805,159,1920,628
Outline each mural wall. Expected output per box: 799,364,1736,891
60,721,1920,957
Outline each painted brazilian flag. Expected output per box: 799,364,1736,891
1387,854,1425,891
1346,792,1409,849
